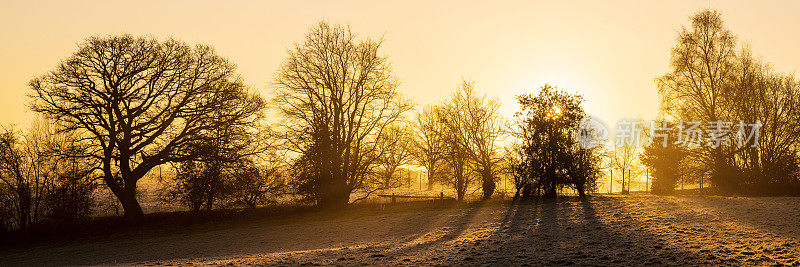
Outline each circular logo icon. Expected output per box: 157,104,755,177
578,115,609,149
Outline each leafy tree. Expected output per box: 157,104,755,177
567,142,602,197
640,136,688,194
511,84,598,198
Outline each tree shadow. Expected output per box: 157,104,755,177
686,197,800,238
2,198,730,265
448,197,709,265
0,201,454,266
364,201,488,260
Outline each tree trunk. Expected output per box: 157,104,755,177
205,191,214,211
576,183,586,198
426,167,435,190
521,183,533,199
609,169,613,194
116,188,143,218
320,190,350,208
543,180,557,199
16,187,31,231
455,171,467,201
481,173,496,200
319,177,350,208
205,177,217,212
104,162,145,218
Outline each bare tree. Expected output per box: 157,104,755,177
0,186,11,232
610,143,641,194
29,35,265,217
374,125,414,189
31,117,97,223
227,159,285,209
448,80,505,200
167,106,267,212
657,9,800,194
274,21,412,207
657,9,738,191
0,117,98,230
430,79,506,200
411,105,447,190
437,112,473,201
0,127,32,230
726,47,800,192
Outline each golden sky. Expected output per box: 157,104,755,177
2,0,799,129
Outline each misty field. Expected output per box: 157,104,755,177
1,195,799,266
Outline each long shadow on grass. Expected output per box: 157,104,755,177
689,196,800,238
346,201,488,262
457,197,710,265
245,200,489,265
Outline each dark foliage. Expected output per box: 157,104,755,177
510,84,601,199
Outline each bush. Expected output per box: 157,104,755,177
45,170,96,224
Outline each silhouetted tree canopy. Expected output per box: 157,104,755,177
274,21,412,207
442,80,505,200
511,84,600,198
411,105,448,190
640,123,689,194
656,9,800,194
0,118,97,230
28,35,265,217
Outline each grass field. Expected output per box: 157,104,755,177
2,195,799,266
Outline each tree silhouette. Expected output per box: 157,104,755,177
443,80,505,200
640,129,688,194
374,125,414,189
657,9,800,194
511,84,598,198
29,35,265,217
611,142,641,194
274,21,412,207
411,105,448,190
0,128,32,230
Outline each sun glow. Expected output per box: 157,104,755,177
547,105,563,119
